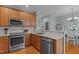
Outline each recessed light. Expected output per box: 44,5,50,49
25,5,29,8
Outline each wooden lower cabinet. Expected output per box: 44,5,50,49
53,37,64,54
31,34,36,47
25,34,31,46
25,33,41,51
31,34,41,51
0,36,9,54
35,35,41,51
31,34,64,54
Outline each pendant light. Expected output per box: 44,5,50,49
67,8,78,21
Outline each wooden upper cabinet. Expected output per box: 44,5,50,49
0,36,9,54
30,14,36,27
24,13,36,27
8,8,17,19
0,6,9,26
16,10,20,19
16,10,23,19
20,11,24,20
24,13,31,26
9,8,24,20
0,6,36,27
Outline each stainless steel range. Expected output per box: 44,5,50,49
9,32,25,52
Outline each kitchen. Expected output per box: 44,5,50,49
0,5,79,54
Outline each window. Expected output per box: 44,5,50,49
56,24,62,31
45,21,49,30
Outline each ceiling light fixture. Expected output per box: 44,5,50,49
74,16,78,19
67,8,78,21
67,17,72,20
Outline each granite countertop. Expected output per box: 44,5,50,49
25,32,64,40
0,34,9,37
0,32,64,40
35,33,63,40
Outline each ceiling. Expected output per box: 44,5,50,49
5,5,79,17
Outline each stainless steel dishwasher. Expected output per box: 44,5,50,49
41,37,53,54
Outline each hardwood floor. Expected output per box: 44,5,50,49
7,46,40,54
6,42,79,54
65,43,79,54
7,41,79,54
7,43,79,54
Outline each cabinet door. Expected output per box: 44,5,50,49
0,6,9,26
24,13,31,26
35,35,41,51
20,11,24,20
53,38,64,54
30,14,36,27
25,34,31,46
31,34,36,47
0,36,8,54
16,10,22,19
8,8,17,18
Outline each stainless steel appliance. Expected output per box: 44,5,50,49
9,32,25,52
9,18,24,26
41,37,53,54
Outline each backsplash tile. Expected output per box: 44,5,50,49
0,26,35,35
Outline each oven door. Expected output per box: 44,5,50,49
9,35,25,48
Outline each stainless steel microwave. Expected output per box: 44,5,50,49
9,18,24,26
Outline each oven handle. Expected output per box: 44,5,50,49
9,35,25,38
